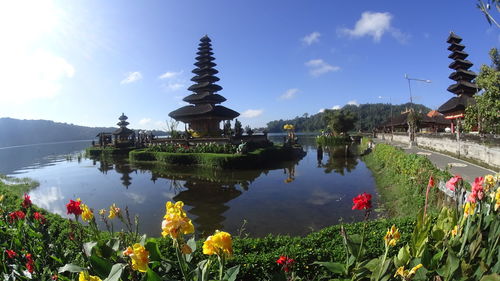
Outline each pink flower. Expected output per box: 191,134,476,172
445,175,462,191
468,177,485,203
21,193,32,209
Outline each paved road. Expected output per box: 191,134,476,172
373,138,498,184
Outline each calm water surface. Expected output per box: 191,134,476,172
0,136,378,237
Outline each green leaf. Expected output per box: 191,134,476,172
185,236,197,262
103,264,125,281
223,265,240,281
83,241,98,257
313,262,345,274
145,240,162,262
58,263,85,273
363,258,379,273
144,268,162,281
90,254,113,278
394,245,411,268
480,274,500,281
430,251,445,270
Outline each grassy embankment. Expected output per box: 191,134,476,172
362,141,453,217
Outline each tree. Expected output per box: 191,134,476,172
477,0,500,28
323,109,358,135
465,48,500,134
234,119,243,137
223,120,232,136
166,118,180,138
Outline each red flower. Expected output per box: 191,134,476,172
445,175,462,191
428,176,435,188
66,200,82,215
21,193,32,209
468,177,485,203
5,249,17,259
25,253,34,273
352,192,372,210
33,212,46,224
9,210,26,222
276,255,295,272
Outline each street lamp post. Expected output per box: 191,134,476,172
404,74,431,146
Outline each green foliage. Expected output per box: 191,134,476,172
234,119,243,137
323,109,358,135
464,48,500,134
316,135,351,146
146,143,237,154
130,145,304,169
265,103,431,133
477,0,500,27
362,143,452,217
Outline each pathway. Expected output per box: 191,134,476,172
373,138,498,184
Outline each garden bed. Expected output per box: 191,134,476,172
129,145,306,169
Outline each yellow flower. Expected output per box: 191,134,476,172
384,225,401,247
79,271,102,281
485,174,495,190
81,204,94,222
283,124,294,130
123,243,149,272
99,209,106,216
202,230,233,257
464,202,476,218
161,201,194,239
451,225,459,237
394,264,423,279
108,203,120,219
495,187,500,211
0,194,4,202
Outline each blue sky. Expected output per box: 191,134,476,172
0,0,499,130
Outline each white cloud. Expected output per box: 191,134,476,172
121,71,142,84
332,105,341,110
167,83,185,91
305,59,340,76
318,108,325,113
0,49,74,104
347,100,359,106
241,109,263,118
302,32,321,45
139,118,152,125
279,88,299,100
340,11,408,43
159,70,182,80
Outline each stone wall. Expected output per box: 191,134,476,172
378,133,500,170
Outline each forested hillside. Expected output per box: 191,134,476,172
0,118,166,147
266,103,431,132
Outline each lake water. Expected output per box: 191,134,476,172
0,136,378,237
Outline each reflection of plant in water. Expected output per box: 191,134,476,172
322,145,358,176
168,178,185,194
283,164,296,183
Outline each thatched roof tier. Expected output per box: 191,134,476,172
447,43,465,52
446,32,462,43
187,82,223,93
447,80,479,95
449,69,477,81
183,92,226,104
113,127,134,135
449,59,473,70
448,50,468,60
169,104,239,122
437,95,476,115
191,74,220,83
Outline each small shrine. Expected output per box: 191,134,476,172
169,35,240,137
437,32,479,134
112,113,135,147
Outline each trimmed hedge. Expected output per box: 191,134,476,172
85,146,132,157
130,145,305,169
362,143,452,217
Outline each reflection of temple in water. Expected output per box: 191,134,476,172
321,145,359,176
174,182,242,236
91,156,136,188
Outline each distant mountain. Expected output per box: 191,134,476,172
266,103,432,133
0,118,167,148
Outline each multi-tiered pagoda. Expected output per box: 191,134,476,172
169,35,239,137
438,32,478,124
113,113,134,145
